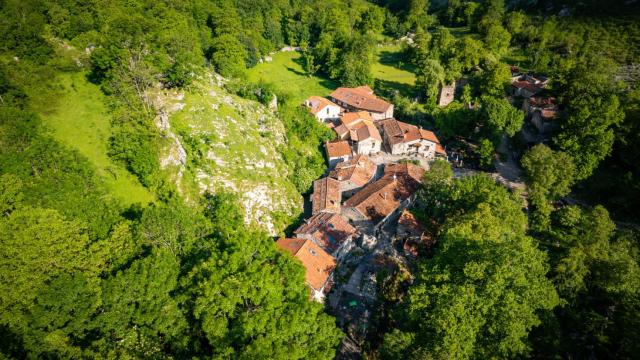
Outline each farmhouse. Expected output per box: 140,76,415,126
332,112,382,156
311,177,341,214
342,163,424,229
294,212,358,261
276,237,336,302
329,154,377,197
378,118,446,159
512,74,548,98
330,86,394,120
325,140,352,168
523,97,559,134
304,96,341,121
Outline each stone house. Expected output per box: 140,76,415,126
325,140,352,168
523,97,559,134
294,212,358,262
304,96,342,122
378,118,446,160
512,74,548,98
333,112,382,156
342,163,424,230
330,86,394,120
438,82,456,107
329,154,378,197
311,177,341,215
276,237,336,302
396,209,433,258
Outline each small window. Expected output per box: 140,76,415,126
309,248,317,256
328,223,335,229
327,108,330,114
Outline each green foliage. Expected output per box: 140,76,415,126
479,59,511,97
479,95,524,139
210,34,248,78
521,144,575,230
477,138,495,168
388,174,559,359
484,24,511,57
416,59,445,107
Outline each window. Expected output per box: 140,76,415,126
327,108,330,114
309,248,317,256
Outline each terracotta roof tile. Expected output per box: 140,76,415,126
276,238,336,291
331,87,391,113
329,155,377,187
344,164,424,223
305,96,340,115
312,177,341,214
294,212,357,253
326,141,352,158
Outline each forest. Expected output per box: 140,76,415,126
1,0,639,359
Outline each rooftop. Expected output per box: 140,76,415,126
329,155,377,187
276,238,336,291
312,177,341,214
294,212,357,253
379,119,442,147
330,87,392,113
326,140,352,159
305,96,340,114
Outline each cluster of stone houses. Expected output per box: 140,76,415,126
276,86,446,302
510,66,560,135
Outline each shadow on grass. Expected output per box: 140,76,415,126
375,78,416,99
378,50,416,73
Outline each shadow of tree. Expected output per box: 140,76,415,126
377,50,416,73
375,78,416,99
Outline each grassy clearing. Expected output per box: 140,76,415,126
245,45,419,101
30,71,155,206
245,51,338,104
373,43,417,97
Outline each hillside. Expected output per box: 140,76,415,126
27,71,155,206
150,73,302,235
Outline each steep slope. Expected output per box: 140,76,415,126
151,73,303,235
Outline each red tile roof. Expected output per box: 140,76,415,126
379,119,442,146
294,212,357,253
341,111,373,127
276,238,336,291
331,87,392,113
329,155,377,187
312,177,341,214
326,140,352,159
344,164,424,223
350,120,382,142
305,96,340,115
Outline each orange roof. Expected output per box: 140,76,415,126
311,177,341,214
330,155,377,187
330,87,391,113
294,212,357,253
341,111,373,127
435,143,447,155
384,163,426,183
305,96,340,115
276,238,336,291
512,79,544,93
325,141,352,159
350,120,382,142
344,164,424,223
380,119,441,146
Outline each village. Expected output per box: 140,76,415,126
275,66,558,353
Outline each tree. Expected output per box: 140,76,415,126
209,33,247,78
386,175,559,359
416,59,445,107
479,96,524,139
484,24,511,57
479,59,511,97
478,138,495,168
521,144,576,230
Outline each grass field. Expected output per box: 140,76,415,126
245,45,419,102
30,72,155,206
372,43,417,97
245,51,338,104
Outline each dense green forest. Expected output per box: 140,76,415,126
1,0,639,359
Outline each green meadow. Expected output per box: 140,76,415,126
29,72,155,206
